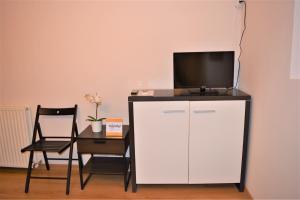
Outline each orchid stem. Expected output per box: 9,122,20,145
96,104,98,120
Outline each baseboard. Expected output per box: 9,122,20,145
245,186,253,199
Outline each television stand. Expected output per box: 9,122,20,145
128,89,251,193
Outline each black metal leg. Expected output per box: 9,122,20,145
82,173,92,189
236,101,250,193
122,155,131,192
130,159,137,192
42,151,50,170
129,102,137,192
25,151,34,193
235,183,245,192
78,153,84,189
123,155,127,192
65,143,74,195
78,154,94,190
132,182,137,192
125,170,131,192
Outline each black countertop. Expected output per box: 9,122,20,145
128,88,251,101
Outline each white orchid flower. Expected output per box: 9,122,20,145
94,93,102,105
84,93,105,122
84,94,94,103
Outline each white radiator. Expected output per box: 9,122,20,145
0,106,37,168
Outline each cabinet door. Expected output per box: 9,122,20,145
189,100,245,183
133,101,189,184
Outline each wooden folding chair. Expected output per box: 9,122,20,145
21,105,78,195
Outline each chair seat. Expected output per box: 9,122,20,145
21,140,71,153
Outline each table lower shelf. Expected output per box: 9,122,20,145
84,156,130,174
79,156,131,191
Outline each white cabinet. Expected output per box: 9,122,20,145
133,100,246,184
133,101,189,183
189,101,245,183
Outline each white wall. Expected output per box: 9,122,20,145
0,0,242,129
240,0,300,199
0,1,3,104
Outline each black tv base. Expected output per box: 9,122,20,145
174,88,220,96
189,87,217,94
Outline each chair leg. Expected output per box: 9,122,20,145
66,143,74,195
43,151,50,170
25,151,34,193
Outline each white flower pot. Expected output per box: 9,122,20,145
91,121,102,132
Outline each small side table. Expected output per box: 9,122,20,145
77,125,130,191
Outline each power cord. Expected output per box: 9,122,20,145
235,0,247,88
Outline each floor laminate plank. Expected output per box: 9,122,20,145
0,165,252,199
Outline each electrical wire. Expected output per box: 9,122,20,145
235,0,247,88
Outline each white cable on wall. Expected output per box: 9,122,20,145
290,0,300,79
235,0,247,88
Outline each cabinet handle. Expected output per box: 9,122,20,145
193,110,216,114
163,110,186,114
94,140,106,144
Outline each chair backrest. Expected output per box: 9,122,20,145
31,105,78,143
38,107,77,116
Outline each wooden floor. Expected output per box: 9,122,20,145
0,165,252,199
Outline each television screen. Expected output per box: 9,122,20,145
173,51,234,89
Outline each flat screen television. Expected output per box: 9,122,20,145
173,51,234,89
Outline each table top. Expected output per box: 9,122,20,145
78,125,129,140
128,88,251,101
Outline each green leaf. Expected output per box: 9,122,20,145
86,116,106,122
87,116,97,121
95,118,106,121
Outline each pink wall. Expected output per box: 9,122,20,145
0,2,3,104
0,0,244,165
2,1,299,198
239,0,300,198
0,0,240,128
